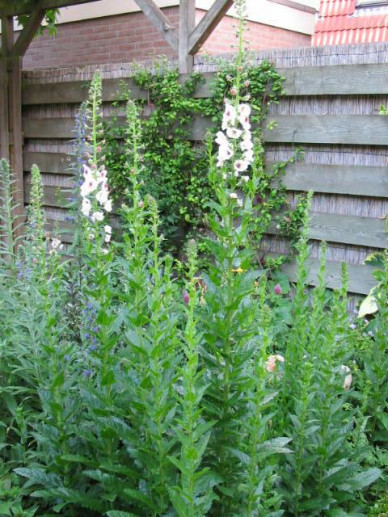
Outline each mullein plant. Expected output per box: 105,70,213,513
275,228,381,515
198,1,291,514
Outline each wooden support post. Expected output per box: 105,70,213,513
179,0,196,74
134,0,178,51
0,15,25,239
188,0,234,55
8,55,24,236
0,57,9,160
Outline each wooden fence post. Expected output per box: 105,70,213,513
0,16,25,239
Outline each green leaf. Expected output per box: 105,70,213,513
123,489,158,511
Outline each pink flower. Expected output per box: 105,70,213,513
183,290,190,305
274,284,282,295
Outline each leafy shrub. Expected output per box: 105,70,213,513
0,23,385,516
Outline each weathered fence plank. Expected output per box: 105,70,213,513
24,152,388,199
268,212,387,248
276,163,388,198
307,213,386,248
23,114,388,146
280,256,376,295
21,63,388,105
282,63,388,96
24,151,74,173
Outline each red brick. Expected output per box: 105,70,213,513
23,7,311,70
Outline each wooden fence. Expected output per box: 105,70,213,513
5,44,388,296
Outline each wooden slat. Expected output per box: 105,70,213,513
23,154,388,199
189,115,388,146
23,117,78,138
280,257,376,295
282,63,388,96
21,64,388,105
25,183,71,207
24,151,75,173
308,213,387,248
273,162,388,198
22,77,147,105
23,115,388,145
45,219,74,243
264,115,388,145
268,213,387,248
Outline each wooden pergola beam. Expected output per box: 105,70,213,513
11,3,46,56
133,0,179,52
0,0,97,17
189,0,233,55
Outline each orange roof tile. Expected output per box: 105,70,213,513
312,0,388,45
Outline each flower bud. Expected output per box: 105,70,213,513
274,284,282,295
183,290,190,305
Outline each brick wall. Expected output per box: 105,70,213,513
197,10,311,55
22,7,311,70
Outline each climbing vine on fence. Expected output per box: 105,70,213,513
104,59,307,260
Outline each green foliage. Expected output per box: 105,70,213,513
104,58,306,257
0,25,386,517
17,7,59,37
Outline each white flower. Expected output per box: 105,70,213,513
51,238,62,249
81,177,98,197
244,149,254,164
96,188,109,206
215,131,228,146
237,198,243,207
105,233,111,243
222,99,237,130
81,198,91,217
98,169,108,181
238,103,251,129
234,160,249,173
102,248,109,255
241,175,249,182
341,365,352,390
229,192,238,199
91,211,104,222
222,173,228,180
83,164,93,178
104,225,112,234
241,138,254,151
104,199,112,212
217,142,234,167
226,127,242,139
